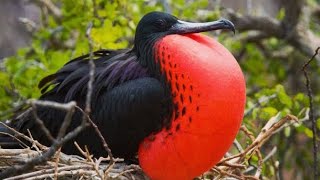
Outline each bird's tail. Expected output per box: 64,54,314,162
0,122,22,149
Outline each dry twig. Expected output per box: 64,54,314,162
302,46,320,180
212,114,298,179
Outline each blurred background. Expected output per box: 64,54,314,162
0,0,319,179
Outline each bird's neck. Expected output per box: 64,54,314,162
134,34,165,74
138,34,245,179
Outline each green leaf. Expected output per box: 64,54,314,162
284,126,291,137
276,84,292,108
260,107,278,120
276,8,285,20
304,128,313,138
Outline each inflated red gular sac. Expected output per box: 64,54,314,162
0,12,245,180
135,13,246,179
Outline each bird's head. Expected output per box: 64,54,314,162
133,11,235,67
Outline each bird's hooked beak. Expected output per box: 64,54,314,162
169,19,235,34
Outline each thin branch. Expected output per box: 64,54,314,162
233,139,244,153
159,0,172,14
75,106,114,163
30,103,54,142
56,105,75,140
244,94,277,116
244,146,277,173
0,122,46,150
5,165,92,180
54,148,61,180
0,100,90,179
219,114,297,164
28,100,76,111
36,0,62,19
302,46,320,180
84,22,115,165
85,22,95,115
254,149,263,178
0,132,28,148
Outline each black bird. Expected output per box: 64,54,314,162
0,12,245,179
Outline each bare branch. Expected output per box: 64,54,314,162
280,0,304,30
225,9,284,37
159,0,172,14
85,22,95,115
28,100,76,111
35,0,62,19
224,2,320,62
30,103,54,142
213,114,298,178
0,122,46,150
0,100,89,179
244,94,277,116
84,22,115,166
302,47,320,180
56,105,75,140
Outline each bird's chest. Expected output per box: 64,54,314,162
139,33,245,179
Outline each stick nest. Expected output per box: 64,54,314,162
0,112,299,180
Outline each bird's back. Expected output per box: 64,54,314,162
1,49,172,159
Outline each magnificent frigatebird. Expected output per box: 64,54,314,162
0,12,245,179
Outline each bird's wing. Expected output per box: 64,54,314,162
1,49,173,159
38,49,149,102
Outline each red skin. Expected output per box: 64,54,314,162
138,33,246,180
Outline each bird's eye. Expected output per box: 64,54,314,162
155,19,166,28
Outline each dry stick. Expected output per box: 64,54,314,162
56,105,75,140
5,165,92,180
0,132,29,148
0,101,89,179
85,22,115,166
84,146,104,179
37,0,62,19
247,115,297,156
30,103,55,142
29,100,76,111
233,139,244,153
75,106,115,164
85,21,116,178
23,169,94,180
212,167,243,180
74,141,88,158
244,94,277,116
0,148,40,157
27,129,41,152
254,148,263,178
219,115,297,164
274,108,309,134
218,161,246,169
54,148,61,180
0,122,46,150
240,125,255,142
160,0,172,14
244,146,277,173
0,122,88,179
302,46,320,180
84,22,95,115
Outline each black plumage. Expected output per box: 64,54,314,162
1,47,173,158
0,11,235,159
